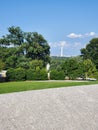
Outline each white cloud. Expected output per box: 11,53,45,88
90,32,96,36
59,41,66,46
85,32,97,37
67,33,82,38
67,32,98,38
58,41,70,48
50,41,70,48
50,41,86,56
49,42,58,47
49,42,52,46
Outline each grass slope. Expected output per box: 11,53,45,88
0,81,98,94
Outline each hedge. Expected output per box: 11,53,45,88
50,70,65,80
7,68,48,81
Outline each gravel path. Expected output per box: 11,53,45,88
0,85,98,130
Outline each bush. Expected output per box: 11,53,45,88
14,68,26,81
26,69,35,80
7,68,26,81
50,70,65,80
7,67,47,81
6,68,15,81
69,70,80,80
26,68,47,80
93,71,98,80
40,69,48,80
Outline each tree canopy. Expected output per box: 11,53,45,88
0,60,5,71
61,58,80,79
0,26,50,69
83,59,97,78
61,57,97,79
81,38,98,69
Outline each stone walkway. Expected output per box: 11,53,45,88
0,85,98,130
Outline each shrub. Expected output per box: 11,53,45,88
40,69,48,80
93,71,98,80
50,70,65,80
26,68,47,80
6,68,26,81
26,69,35,80
6,68,15,81
69,70,80,80
7,67,47,81
14,68,26,81
0,60,5,71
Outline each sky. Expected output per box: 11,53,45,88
0,0,98,57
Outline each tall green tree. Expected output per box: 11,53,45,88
83,59,97,78
24,32,50,63
0,60,5,71
7,26,24,46
29,60,44,70
0,26,50,69
62,58,79,79
81,38,98,69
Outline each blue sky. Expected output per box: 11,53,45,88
0,0,98,56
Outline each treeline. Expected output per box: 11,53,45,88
0,26,50,81
0,26,50,70
50,38,98,80
0,26,98,81
50,58,98,80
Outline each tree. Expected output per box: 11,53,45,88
5,55,17,69
81,38,98,69
16,56,31,69
0,47,9,62
0,26,50,69
29,60,44,70
6,68,15,81
7,26,24,46
83,59,97,78
6,68,26,81
26,68,47,80
50,56,67,71
24,32,50,63
14,68,26,81
0,60,5,71
50,69,65,80
62,58,79,79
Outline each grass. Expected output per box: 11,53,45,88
0,80,98,94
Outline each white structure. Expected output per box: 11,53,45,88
59,41,66,57
46,63,50,80
60,46,63,57
0,70,7,77
46,63,50,71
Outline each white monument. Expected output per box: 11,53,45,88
46,63,50,80
46,63,50,71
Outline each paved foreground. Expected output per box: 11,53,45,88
0,85,98,130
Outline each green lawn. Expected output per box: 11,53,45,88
0,80,98,94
